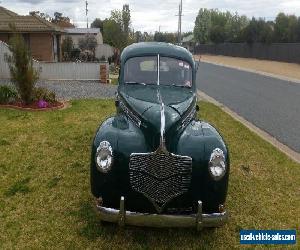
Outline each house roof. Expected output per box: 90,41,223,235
0,6,63,33
64,28,100,34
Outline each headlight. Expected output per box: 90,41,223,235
208,148,226,181
95,141,113,173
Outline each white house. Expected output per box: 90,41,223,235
63,28,114,60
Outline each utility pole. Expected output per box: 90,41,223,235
85,0,88,28
176,0,183,44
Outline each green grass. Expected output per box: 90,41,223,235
0,100,299,249
110,77,119,85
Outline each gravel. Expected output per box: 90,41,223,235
0,80,117,100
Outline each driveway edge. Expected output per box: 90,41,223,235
197,90,300,164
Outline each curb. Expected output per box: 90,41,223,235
199,59,300,85
197,90,300,164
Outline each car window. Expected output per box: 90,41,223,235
124,56,157,84
160,57,192,87
124,56,192,87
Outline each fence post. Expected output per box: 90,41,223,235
100,64,107,83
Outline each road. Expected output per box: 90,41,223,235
196,62,300,153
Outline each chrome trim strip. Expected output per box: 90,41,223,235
156,54,167,151
157,54,160,86
179,106,196,130
96,196,228,229
119,99,141,127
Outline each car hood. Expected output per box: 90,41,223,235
119,84,195,114
118,84,196,148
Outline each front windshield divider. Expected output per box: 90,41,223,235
157,54,160,86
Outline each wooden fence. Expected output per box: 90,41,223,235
194,43,300,64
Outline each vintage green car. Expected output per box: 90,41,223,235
91,42,229,229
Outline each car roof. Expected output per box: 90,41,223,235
121,42,194,67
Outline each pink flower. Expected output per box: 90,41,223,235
38,100,48,108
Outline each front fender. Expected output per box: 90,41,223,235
175,120,230,212
91,114,150,198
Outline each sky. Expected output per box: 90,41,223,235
2,0,300,33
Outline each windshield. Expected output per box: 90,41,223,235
124,56,192,87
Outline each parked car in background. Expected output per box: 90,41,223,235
90,42,230,229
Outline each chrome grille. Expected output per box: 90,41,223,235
129,150,192,213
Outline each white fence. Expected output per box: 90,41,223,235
0,41,109,80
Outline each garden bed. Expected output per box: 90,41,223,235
0,100,65,111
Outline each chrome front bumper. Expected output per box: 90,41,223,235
96,196,228,230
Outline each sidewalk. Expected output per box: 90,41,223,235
195,54,300,82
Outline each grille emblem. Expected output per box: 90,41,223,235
129,149,192,213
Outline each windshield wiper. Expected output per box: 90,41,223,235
125,81,146,85
170,83,191,88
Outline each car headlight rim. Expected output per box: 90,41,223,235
208,148,226,181
95,141,113,173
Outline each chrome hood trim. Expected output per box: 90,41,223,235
157,54,167,152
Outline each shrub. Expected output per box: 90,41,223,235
32,87,56,104
62,37,74,61
6,30,39,105
70,48,81,61
0,85,17,104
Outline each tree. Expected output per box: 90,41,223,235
274,13,290,42
30,11,73,27
103,19,127,50
134,31,143,42
29,11,52,22
111,9,123,27
241,18,273,44
6,31,39,104
225,13,249,42
143,32,153,42
78,35,97,54
297,17,300,42
91,18,103,33
154,32,176,43
194,8,211,44
61,37,74,61
122,4,131,37
287,15,298,42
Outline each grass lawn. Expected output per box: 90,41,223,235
110,78,119,85
0,99,299,249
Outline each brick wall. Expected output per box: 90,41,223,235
29,33,54,61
